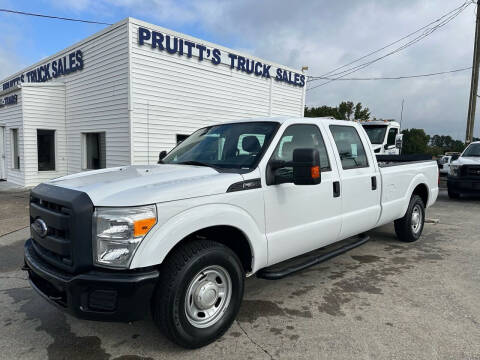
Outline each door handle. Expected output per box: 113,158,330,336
333,181,340,197
371,176,377,190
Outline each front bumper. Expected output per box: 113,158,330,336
24,239,159,322
447,176,480,195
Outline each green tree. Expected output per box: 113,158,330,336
305,101,370,120
428,134,466,155
401,128,430,154
338,101,354,120
304,105,339,118
354,102,370,120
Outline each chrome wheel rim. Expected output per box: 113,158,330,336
411,204,423,234
185,265,232,328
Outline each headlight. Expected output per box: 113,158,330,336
93,205,157,268
449,164,461,177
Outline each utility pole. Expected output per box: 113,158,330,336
466,0,480,144
400,99,405,129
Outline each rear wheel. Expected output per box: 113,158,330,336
394,195,425,242
152,240,245,348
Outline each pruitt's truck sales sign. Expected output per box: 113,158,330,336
2,50,84,91
138,27,306,87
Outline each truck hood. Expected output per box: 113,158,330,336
47,165,243,206
452,157,480,166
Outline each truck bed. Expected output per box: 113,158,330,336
376,159,439,227
378,160,433,168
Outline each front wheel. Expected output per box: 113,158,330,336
152,240,245,348
394,195,425,242
447,186,460,199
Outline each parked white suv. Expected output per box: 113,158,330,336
24,117,438,348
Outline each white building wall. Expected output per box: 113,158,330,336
0,20,131,185
64,22,130,173
271,81,305,117
0,89,24,186
128,18,306,165
22,84,67,187
0,17,306,185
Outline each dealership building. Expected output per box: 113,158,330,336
0,18,306,187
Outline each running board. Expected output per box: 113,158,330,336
256,234,370,280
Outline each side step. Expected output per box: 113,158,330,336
256,234,370,280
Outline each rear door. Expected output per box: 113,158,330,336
263,122,342,265
326,122,381,239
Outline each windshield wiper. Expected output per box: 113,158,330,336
176,161,216,168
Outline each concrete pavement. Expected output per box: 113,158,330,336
0,190,479,359
0,182,30,237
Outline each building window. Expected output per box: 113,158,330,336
37,130,56,171
176,134,189,144
11,128,20,169
83,132,106,170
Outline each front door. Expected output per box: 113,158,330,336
0,127,5,180
327,123,381,239
264,123,342,266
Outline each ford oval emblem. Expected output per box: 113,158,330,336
31,218,48,238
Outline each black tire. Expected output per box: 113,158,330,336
152,240,245,349
394,195,425,242
447,187,460,199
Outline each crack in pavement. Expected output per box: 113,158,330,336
236,320,274,360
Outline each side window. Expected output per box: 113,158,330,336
270,124,330,182
387,128,398,146
329,125,369,169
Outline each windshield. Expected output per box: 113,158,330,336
162,122,279,169
363,125,388,144
462,143,480,157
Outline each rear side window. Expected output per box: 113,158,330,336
330,125,369,169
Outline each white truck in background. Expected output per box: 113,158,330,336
447,141,480,198
361,120,402,155
24,117,438,348
438,153,460,175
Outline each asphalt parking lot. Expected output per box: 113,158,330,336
0,188,479,360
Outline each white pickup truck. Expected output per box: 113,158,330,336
447,141,480,198
24,117,438,348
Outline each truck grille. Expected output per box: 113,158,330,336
464,165,480,177
30,196,73,270
29,183,94,274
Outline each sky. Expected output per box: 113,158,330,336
0,0,478,140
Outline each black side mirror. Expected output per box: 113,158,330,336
158,151,167,164
384,144,389,150
292,148,321,185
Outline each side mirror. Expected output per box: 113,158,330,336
395,134,403,149
158,151,167,164
292,148,321,185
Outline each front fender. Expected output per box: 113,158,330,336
130,203,267,273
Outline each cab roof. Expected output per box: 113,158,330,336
223,116,338,125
